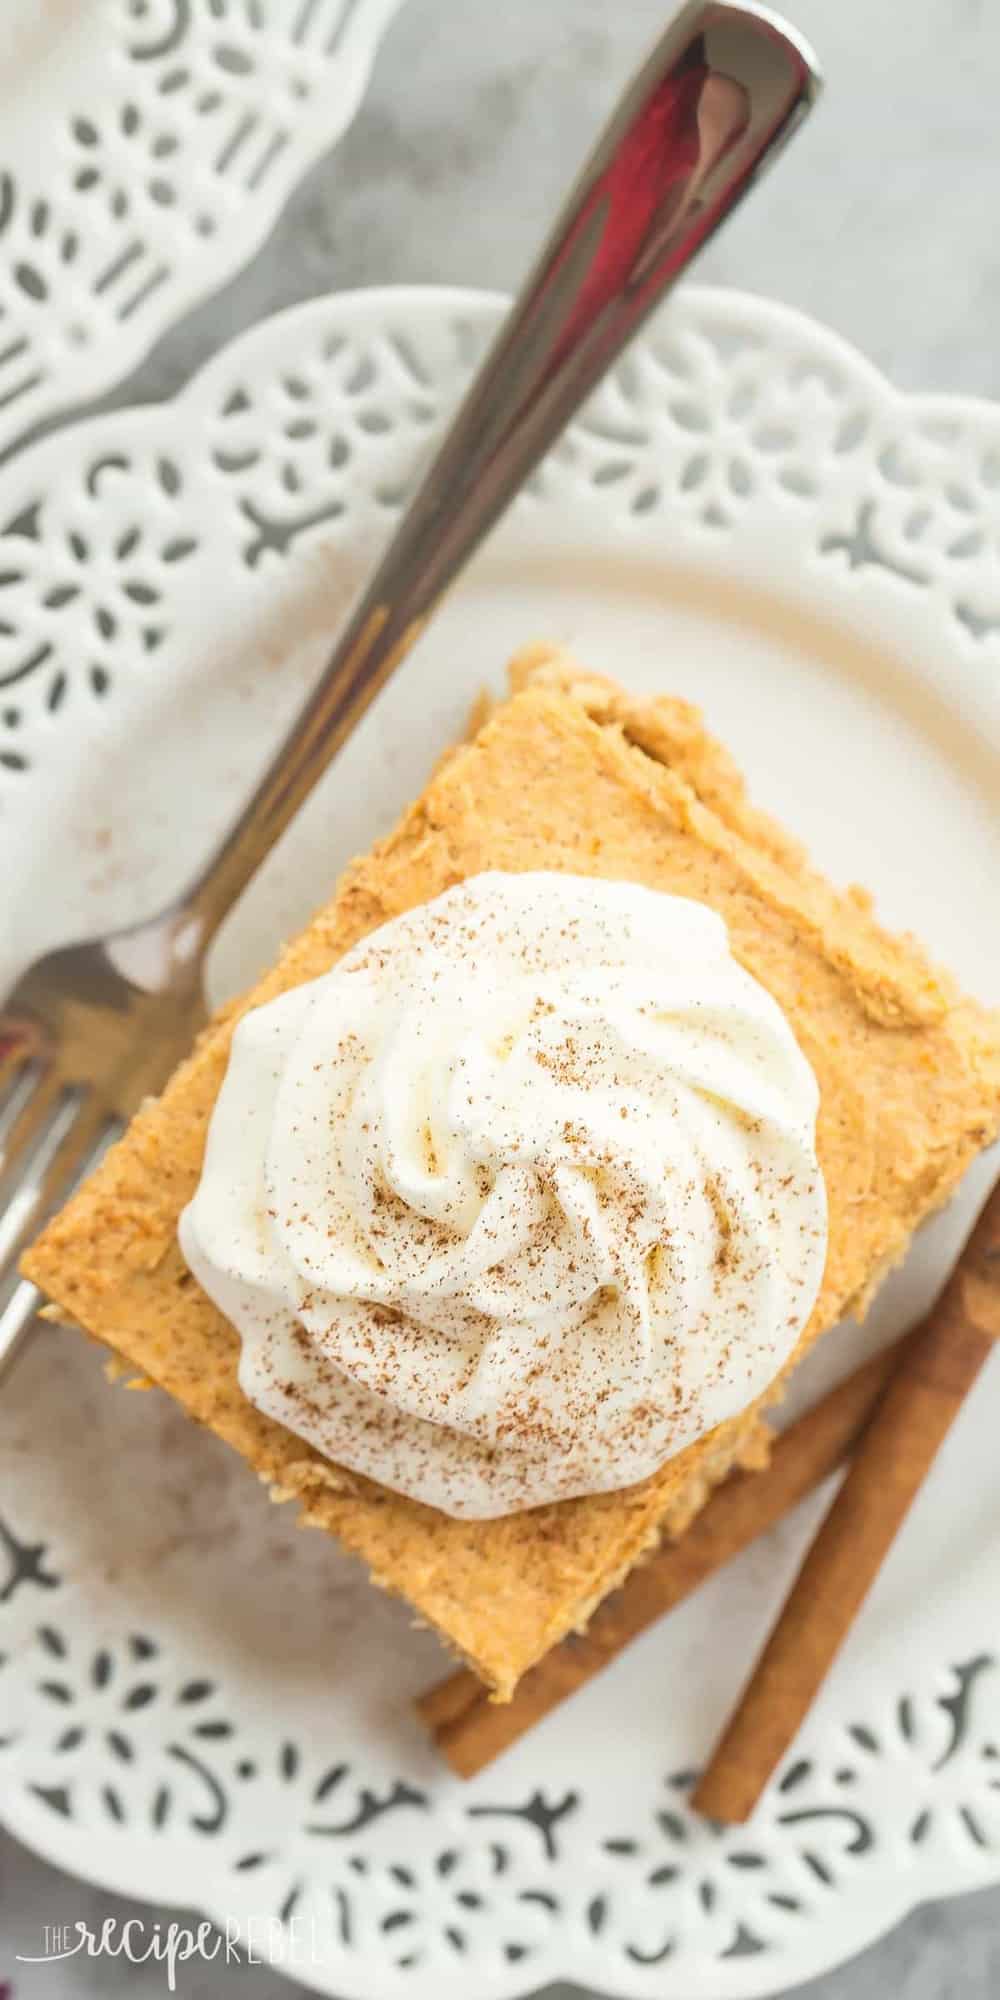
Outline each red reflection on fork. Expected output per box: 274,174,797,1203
0,1018,43,1069
546,39,751,374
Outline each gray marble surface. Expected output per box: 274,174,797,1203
4,0,1000,1995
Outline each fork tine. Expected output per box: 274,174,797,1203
0,1088,81,1258
0,1115,122,1378
0,1067,61,1189
0,1060,41,1139
0,1276,42,1372
0,1098,113,1291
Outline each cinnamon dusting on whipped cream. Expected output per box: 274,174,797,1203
179,872,826,1517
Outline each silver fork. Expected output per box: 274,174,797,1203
0,0,820,1368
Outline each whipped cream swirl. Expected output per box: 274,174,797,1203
180,873,826,1517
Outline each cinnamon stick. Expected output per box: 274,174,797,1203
417,1336,905,1778
693,1179,1000,1825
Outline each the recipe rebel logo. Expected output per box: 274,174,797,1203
16,1912,334,1988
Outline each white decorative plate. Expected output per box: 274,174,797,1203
0,0,403,455
2,285,1000,2000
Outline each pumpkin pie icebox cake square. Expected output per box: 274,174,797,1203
25,645,1000,1699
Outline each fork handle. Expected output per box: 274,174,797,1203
181,2,818,939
